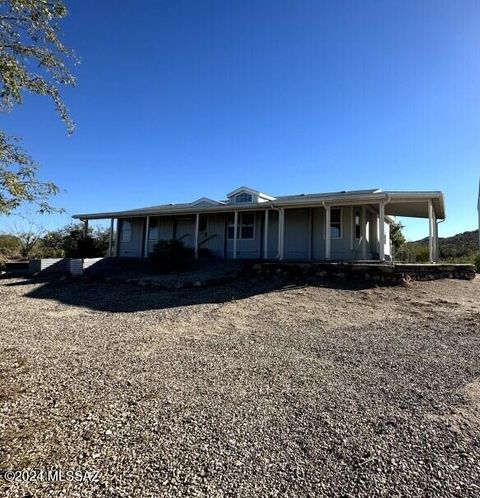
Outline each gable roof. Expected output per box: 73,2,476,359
190,197,224,207
226,186,276,201
73,187,445,220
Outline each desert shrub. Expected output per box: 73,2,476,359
395,243,430,263
41,224,109,258
149,239,195,273
0,234,21,259
475,253,480,273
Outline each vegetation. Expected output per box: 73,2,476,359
0,0,76,214
41,224,110,258
0,223,111,260
149,239,195,273
390,222,407,252
395,229,479,265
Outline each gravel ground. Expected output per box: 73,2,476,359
0,275,479,497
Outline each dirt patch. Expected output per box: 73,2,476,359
0,276,479,497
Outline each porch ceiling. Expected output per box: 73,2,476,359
384,197,445,219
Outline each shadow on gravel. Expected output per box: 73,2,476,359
14,274,379,313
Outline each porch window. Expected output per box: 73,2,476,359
227,213,256,239
235,192,253,204
240,213,255,239
148,218,159,240
330,208,342,238
354,208,361,239
121,220,132,242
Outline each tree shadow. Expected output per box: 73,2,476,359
12,273,380,314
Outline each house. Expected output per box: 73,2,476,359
73,187,445,263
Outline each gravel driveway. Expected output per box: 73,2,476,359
1,275,479,497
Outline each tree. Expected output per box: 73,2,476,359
390,221,406,252
41,223,110,258
0,0,76,214
9,222,44,258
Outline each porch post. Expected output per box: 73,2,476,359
428,200,434,263
361,205,367,260
233,211,238,259
379,203,385,261
350,206,354,252
308,207,313,261
263,209,269,259
325,205,331,260
194,213,200,260
144,215,150,258
115,219,120,257
278,208,285,260
108,218,114,257
83,219,89,237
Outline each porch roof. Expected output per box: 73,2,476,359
72,189,445,221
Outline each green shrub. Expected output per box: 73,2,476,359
475,253,480,273
149,239,195,273
0,234,21,260
42,224,109,258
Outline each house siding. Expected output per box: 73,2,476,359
116,205,392,262
118,218,144,258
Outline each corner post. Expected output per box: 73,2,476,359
379,203,385,261
428,200,434,263
108,218,114,257
325,205,331,260
263,209,269,260
233,211,238,259
144,215,150,258
361,205,367,260
194,213,200,260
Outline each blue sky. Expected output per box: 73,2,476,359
1,0,479,240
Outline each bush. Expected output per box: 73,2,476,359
0,234,21,260
475,253,480,273
149,239,195,273
41,224,109,258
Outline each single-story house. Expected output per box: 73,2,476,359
73,186,445,263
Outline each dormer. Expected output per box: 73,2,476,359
226,187,275,205
190,197,224,207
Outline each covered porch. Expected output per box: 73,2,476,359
76,191,443,263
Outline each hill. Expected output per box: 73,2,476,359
408,229,479,263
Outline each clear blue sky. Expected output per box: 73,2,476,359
1,0,479,240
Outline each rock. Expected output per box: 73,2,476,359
193,281,202,287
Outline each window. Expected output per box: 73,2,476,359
235,192,253,204
121,220,132,242
354,208,361,239
148,218,159,240
227,213,255,239
240,213,255,239
330,208,342,238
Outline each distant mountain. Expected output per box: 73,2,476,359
413,229,479,258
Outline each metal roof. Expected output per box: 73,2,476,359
73,188,445,220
